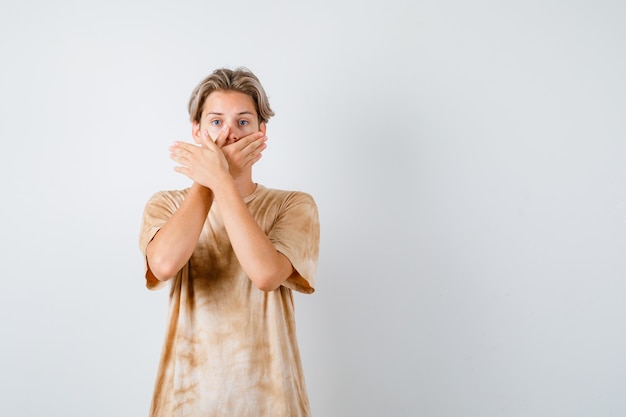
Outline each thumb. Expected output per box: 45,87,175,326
199,128,211,148
199,126,227,148
215,126,230,148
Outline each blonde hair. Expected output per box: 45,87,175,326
188,67,275,124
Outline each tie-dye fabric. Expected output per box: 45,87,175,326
139,184,320,417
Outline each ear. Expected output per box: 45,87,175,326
191,121,201,144
259,122,267,135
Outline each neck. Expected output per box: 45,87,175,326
232,173,257,198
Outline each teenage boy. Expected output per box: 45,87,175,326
139,67,320,417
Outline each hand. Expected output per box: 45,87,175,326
170,127,230,189
212,128,267,180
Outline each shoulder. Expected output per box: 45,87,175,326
146,188,189,204
143,188,190,215
256,185,317,210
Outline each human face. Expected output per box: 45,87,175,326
193,90,266,146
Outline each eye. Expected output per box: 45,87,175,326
238,120,249,126
211,120,221,126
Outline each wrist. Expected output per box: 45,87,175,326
190,182,213,198
211,173,238,200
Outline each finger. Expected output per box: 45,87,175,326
169,145,193,165
169,149,191,167
199,129,212,148
223,133,266,164
231,131,265,151
239,134,267,160
197,125,225,148
169,147,186,161
171,141,199,153
173,165,190,175
237,139,267,169
214,126,230,148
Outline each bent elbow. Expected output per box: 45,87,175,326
250,272,282,292
249,256,294,292
147,255,178,282
255,281,280,293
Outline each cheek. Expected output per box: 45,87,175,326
239,123,259,135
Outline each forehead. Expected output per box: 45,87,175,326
202,90,256,115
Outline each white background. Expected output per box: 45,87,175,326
1,0,625,416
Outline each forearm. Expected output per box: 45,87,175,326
213,180,293,292
146,183,213,281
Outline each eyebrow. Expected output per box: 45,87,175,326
206,111,254,116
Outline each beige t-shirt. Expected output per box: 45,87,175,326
139,184,320,417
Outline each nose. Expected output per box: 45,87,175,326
225,123,240,143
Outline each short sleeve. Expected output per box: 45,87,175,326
138,190,186,290
269,192,320,294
